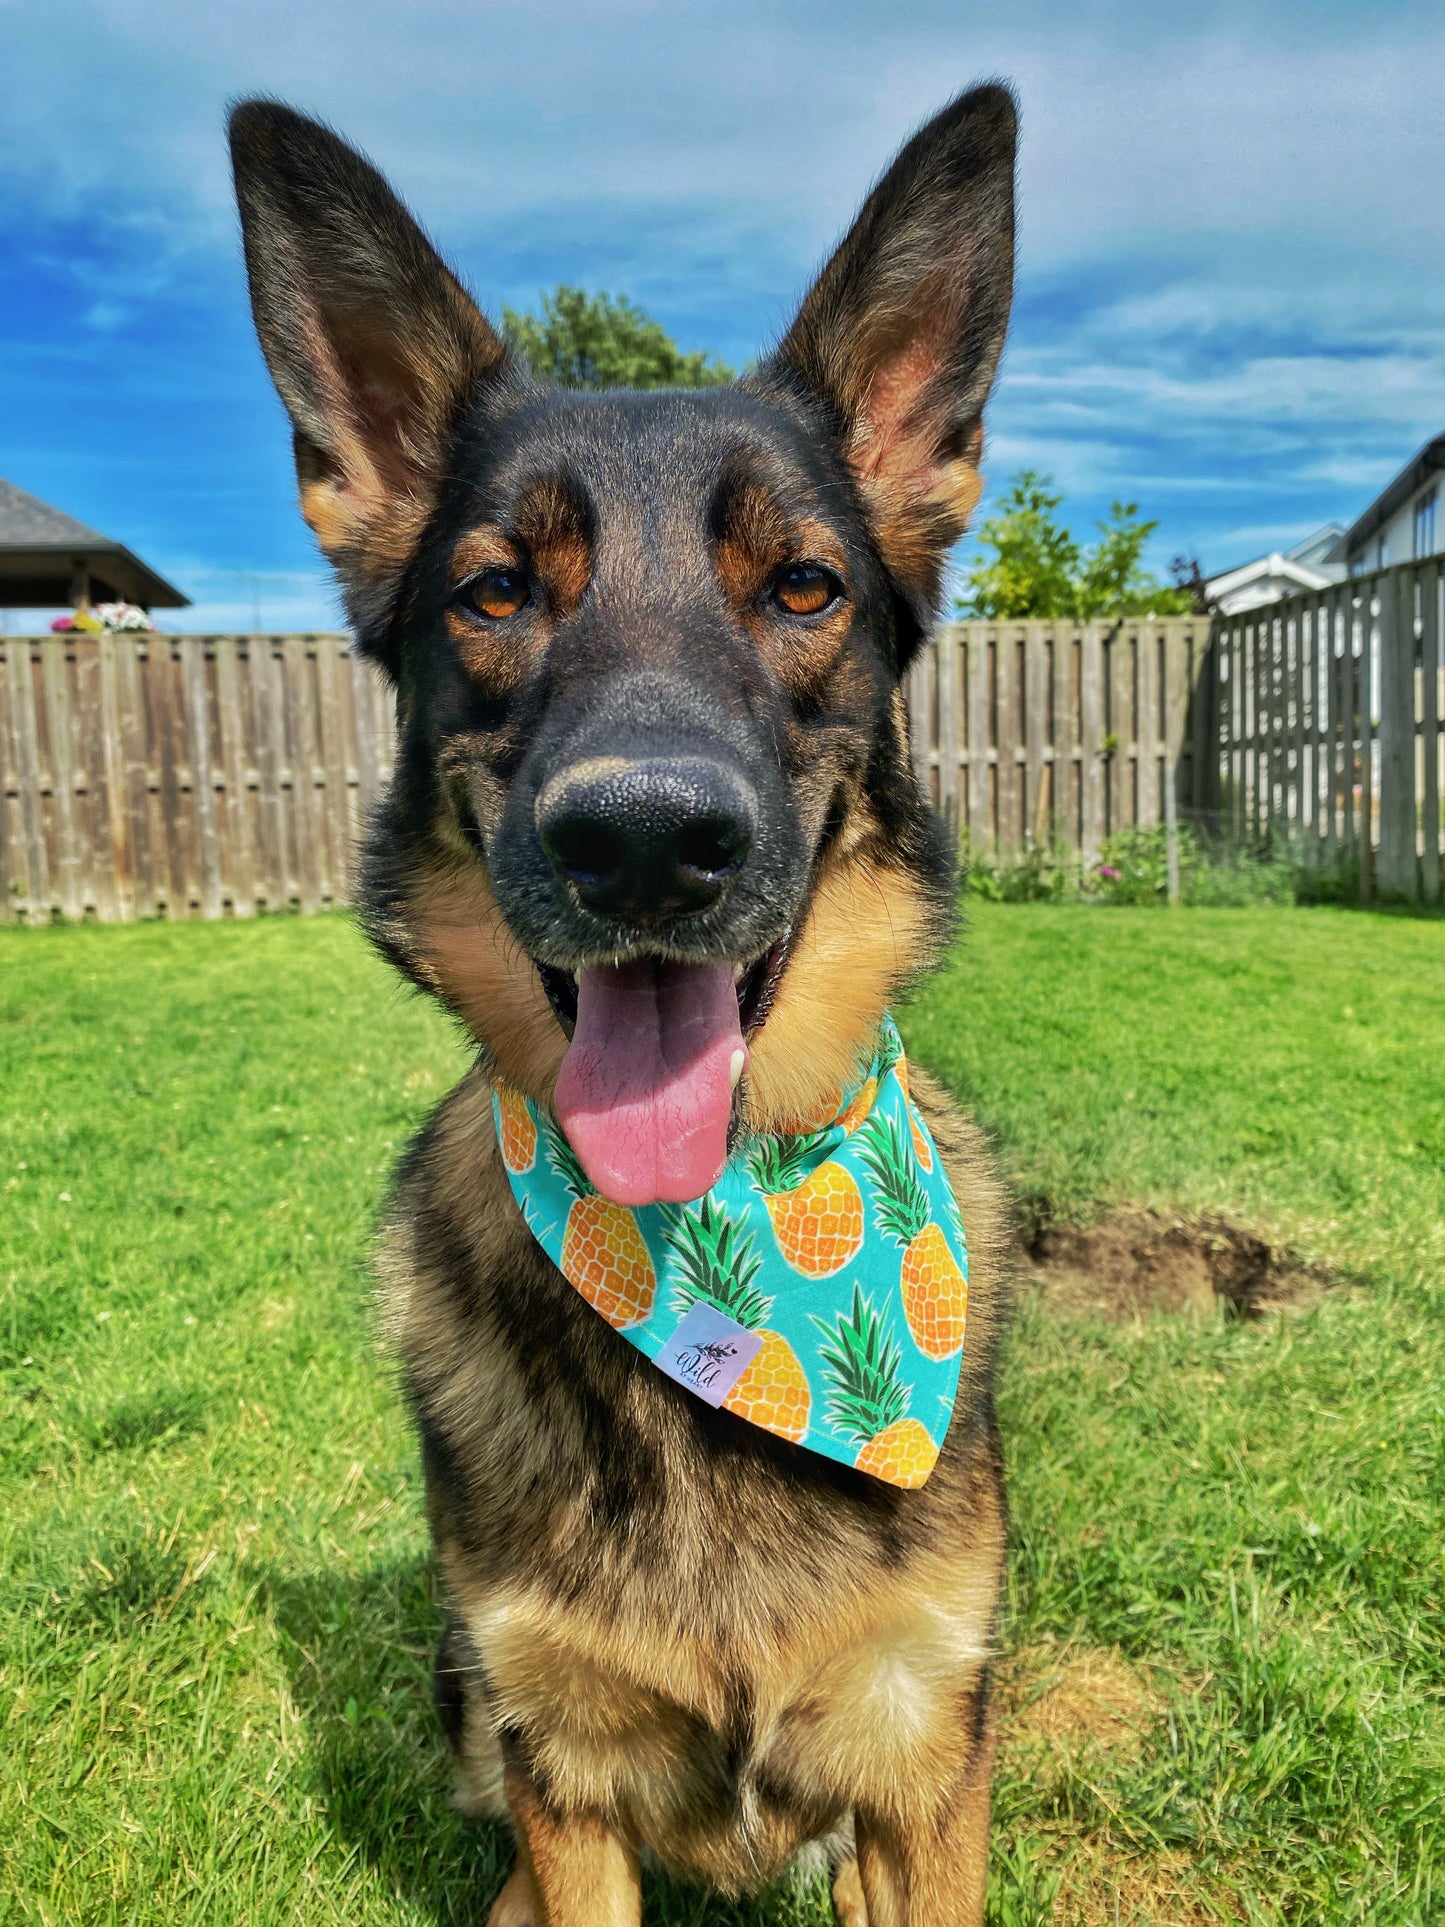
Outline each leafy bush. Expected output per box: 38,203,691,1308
963,823,1329,909
1092,823,1199,904
1091,824,1316,907
1185,839,1300,907
962,834,1083,903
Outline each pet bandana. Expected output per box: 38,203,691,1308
492,1017,967,1489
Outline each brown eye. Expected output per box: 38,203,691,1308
771,563,842,617
460,566,530,620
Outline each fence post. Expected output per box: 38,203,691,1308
1421,560,1442,906
935,624,961,845
1375,566,1418,900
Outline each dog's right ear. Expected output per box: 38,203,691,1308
759,84,1016,648
229,100,510,650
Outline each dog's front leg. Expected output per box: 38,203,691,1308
497,1765,641,1927
852,1705,996,1927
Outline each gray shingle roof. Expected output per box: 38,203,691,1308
0,476,189,607
0,478,112,550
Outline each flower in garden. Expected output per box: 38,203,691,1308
95,602,153,632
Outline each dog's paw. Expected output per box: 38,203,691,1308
487,1863,534,1927
831,1856,869,1927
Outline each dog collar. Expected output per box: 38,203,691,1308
492,1016,967,1490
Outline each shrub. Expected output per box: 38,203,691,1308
962,834,1083,904
1091,823,1200,905
1091,825,1310,907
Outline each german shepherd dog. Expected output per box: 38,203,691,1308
231,82,1016,1927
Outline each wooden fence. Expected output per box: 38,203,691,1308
1209,556,1445,903
903,615,1214,859
4,581,1441,923
1,632,394,923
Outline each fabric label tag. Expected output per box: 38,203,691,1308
654,1304,763,1408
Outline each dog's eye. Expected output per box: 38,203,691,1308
459,567,530,620
771,564,842,617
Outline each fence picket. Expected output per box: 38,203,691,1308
1375,569,1415,898
1421,560,1442,905
965,629,990,847
1053,625,1076,843
8,643,50,922
1136,623,1160,829
935,625,961,841
1079,624,1106,859
96,636,132,920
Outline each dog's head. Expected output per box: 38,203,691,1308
231,88,1014,1206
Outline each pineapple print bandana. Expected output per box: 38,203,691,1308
492,1017,967,1490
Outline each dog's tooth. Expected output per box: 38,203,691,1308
729,1048,746,1090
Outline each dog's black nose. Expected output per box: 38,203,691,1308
537,757,756,923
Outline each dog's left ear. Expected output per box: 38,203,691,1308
761,84,1016,638
229,99,511,655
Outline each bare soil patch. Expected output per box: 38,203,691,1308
1000,1642,1162,1759
998,1646,1229,1925
1023,1209,1329,1320
1051,1846,1225,1927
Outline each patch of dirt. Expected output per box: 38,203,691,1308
996,1647,1238,1921
1024,1209,1329,1320
1000,1643,1162,1763
1051,1845,1225,1927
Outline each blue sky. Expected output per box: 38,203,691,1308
2,0,1443,631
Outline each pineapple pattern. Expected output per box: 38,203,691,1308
856,1112,968,1360
666,1197,810,1442
816,1285,940,1489
490,1015,966,1487
494,1083,538,1174
539,1115,657,1329
747,1135,864,1279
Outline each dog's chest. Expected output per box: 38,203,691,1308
449,1527,992,1872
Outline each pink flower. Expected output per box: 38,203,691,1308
1099,865,1120,880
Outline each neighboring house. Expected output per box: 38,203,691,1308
1203,524,1346,616
1327,434,1445,576
0,477,188,616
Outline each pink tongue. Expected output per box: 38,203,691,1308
554,960,745,1207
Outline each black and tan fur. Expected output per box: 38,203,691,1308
231,83,1017,1927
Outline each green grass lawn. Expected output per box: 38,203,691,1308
2,905,1441,1926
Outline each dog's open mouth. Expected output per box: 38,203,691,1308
536,934,791,1208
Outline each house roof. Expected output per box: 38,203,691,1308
1203,528,1342,600
1203,552,1335,603
0,477,189,608
1284,523,1346,569
1328,435,1445,562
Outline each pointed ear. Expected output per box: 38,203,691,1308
229,100,510,645
761,84,1016,629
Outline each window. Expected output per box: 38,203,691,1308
1375,533,1388,569
1414,486,1438,560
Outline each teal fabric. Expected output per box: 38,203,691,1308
492,1017,968,1488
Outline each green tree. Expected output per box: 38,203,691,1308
501,285,733,390
1075,500,1195,617
957,470,1080,618
957,470,1194,618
